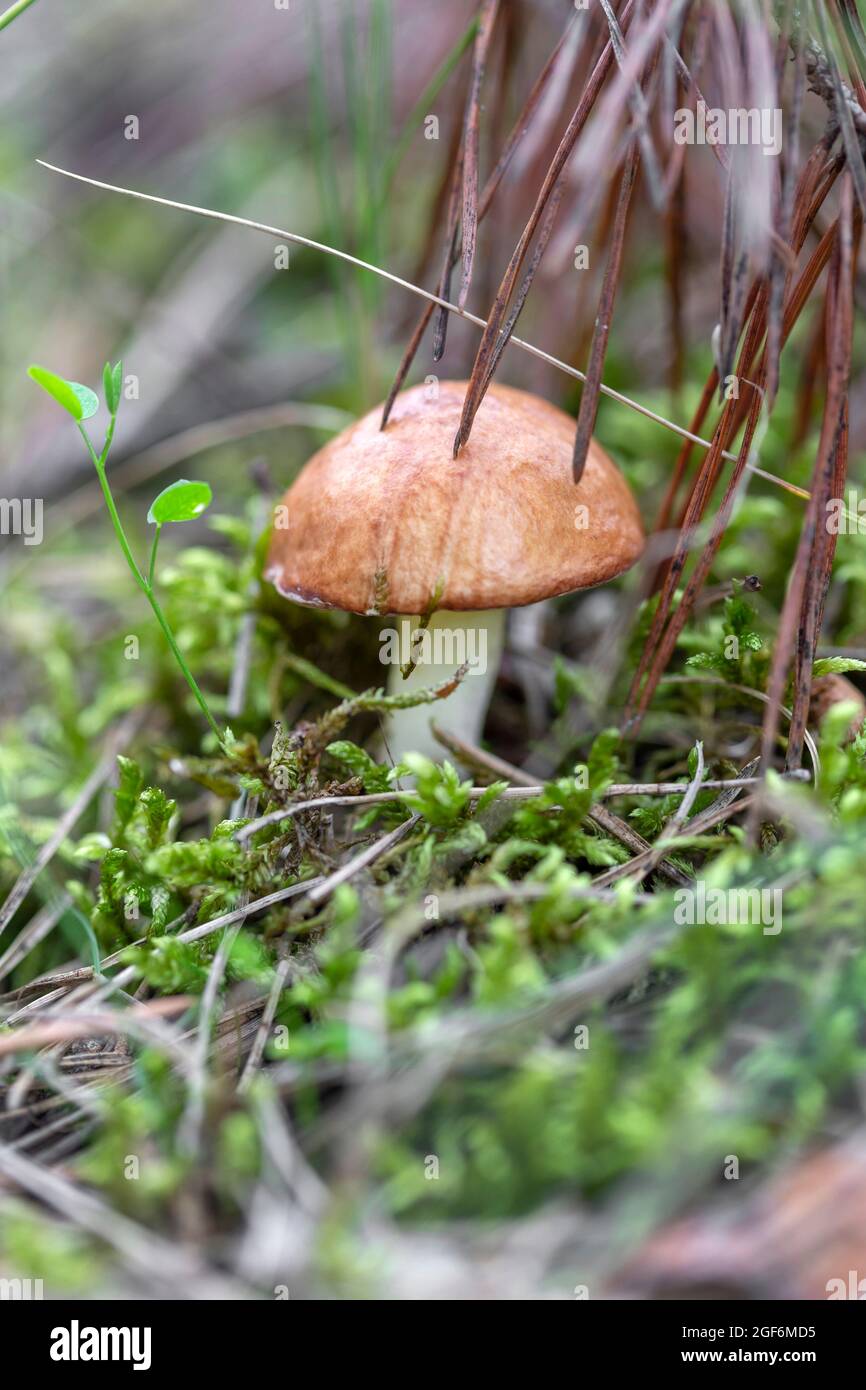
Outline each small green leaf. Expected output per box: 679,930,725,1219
147,479,213,525
28,364,85,420
103,360,123,414
813,657,866,678
69,382,99,420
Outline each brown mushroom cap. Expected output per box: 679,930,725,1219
266,380,644,615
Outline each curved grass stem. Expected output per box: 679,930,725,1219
148,524,161,591
143,588,224,745
78,422,224,746
0,0,38,33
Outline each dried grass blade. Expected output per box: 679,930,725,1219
627,190,840,730
767,177,857,774
810,0,866,219
787,402,850,770
663,160,687,397
644,138,842,607
573,140,640,482
458,0,501,309
663,40,730,179
379,13,579,428
837,0,866,83
453,0,638,456
432,211,462,361
766,5,805,405
631,390,765,730
791,309,826,449
716,164,743,390
477,181,565,403
598,0,664,207
830,0,866,107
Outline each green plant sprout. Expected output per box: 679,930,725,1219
28,362,225,746
0,0,39,36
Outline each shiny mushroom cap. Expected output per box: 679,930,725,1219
265,380,644,615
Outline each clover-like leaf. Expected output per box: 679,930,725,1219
28,364,87,420
147,479,213,525
69,382,99,419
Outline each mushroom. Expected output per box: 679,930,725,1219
266,380,644,763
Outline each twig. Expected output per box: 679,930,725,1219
178,926,240,1156
0,1144,250,1298
594,793,754,890
0,965,97,1008
590,802,693,887
0,894,70,984
239,955,292,1094
664,740,705,833
232,769,811,843
0,998,193,1060
631,740,705,884
387,881,656,944
1,881,324,1016
306,815,421,908
165,877,324,950
428,724,691,886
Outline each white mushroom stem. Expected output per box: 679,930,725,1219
383,609,506,765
